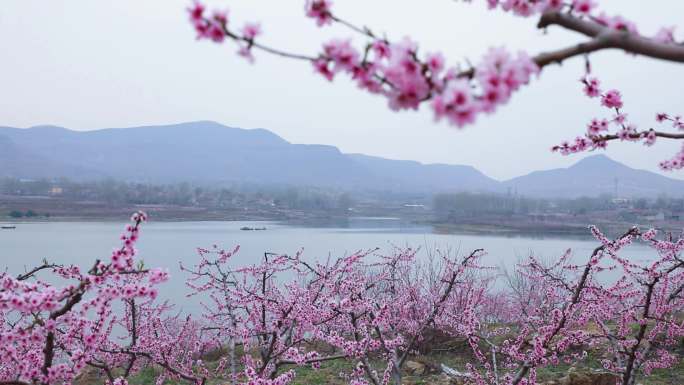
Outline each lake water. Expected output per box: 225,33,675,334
0,218,655,313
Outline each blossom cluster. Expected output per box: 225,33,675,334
484,0,679,43
4,211,684,385
188,2,262,62
0,211,172,385
461,226,684,385
180,244,488,385
552,75,684,170
484,0,582,17
185,0,684,171
314,37,539,128
188,1,539,129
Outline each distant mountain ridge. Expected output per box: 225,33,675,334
502,155,684,198
1,121,682,198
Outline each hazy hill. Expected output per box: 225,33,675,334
0,122,373,187
347,153,499,192
503,155,684,198
0,133,99,179
1,121,683,198
0,121,491,192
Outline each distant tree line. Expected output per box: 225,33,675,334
5,178,683,221
433,192,544,220
0,177,354,212
8,209,48,218
433,192,684,221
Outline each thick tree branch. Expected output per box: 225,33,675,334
598,130,684,142
457,37,615,79
538,11,684,63
533,37,613,68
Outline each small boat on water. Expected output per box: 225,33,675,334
240,226,267,231
1,225,17,230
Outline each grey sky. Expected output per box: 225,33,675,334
1,0,683,181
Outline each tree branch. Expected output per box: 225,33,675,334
538,11,684,63
597,130,684,142
16,262,60,281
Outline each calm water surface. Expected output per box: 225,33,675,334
0,219,654,313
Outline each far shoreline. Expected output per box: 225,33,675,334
0,214,642,242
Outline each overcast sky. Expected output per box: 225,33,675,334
1,0,683,181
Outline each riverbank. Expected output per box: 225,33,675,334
2,195,682,238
